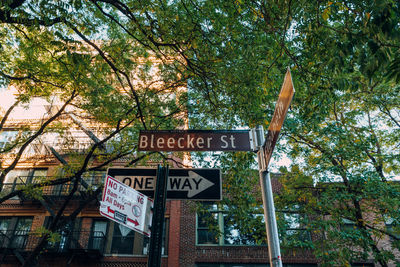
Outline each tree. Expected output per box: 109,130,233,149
1,0,399,266
0,0,196,265
186,0,400,266
277,1,400,266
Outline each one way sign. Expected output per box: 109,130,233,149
107,168,222,200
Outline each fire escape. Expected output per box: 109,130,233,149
0,112,109,266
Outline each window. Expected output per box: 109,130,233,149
384,216,399,244
3,169,47,184
224,213,264,245
0,217,33,249
29,169,48,183
44,217,81,253
2,169,48,195
89,219,107,251
3,169,30,184
0,130,17,151
281,213,311,244
197,204,219,245
81,171,106,189
197,203,265,246
340,218,361,239
111,222,136,254
142,218,169,255
50,130,93,153
50,170,105,196
12,217,33,248
90,218,169,256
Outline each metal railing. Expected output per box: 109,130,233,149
0,230,106,254
0,141,97,158
53,141,94,154
1,175,104,197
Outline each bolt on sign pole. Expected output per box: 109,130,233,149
253,69,295,267
148,165,169,267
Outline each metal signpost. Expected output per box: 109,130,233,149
107,167,222,200
252,68,295,267
148,165,169,267
99,175,153,236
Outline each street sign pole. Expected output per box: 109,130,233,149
148,165,169,267
254,126,283,267
252,69,294,267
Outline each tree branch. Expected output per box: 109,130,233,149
0,90,77,187
0,99,20,130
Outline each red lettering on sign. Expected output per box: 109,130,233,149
108,179,117,190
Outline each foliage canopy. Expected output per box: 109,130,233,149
0,0,399,266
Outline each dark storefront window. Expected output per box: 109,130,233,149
111,222,135,254
90,218,168,255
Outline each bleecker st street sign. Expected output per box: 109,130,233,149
107,168,221,200
138,130,251,151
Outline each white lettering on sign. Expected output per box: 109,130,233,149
168,137,174,148
139,135,148,150
220,135,228,148
177,137,183,148
196,137,204,148
100,175,153,236
138,133,243,151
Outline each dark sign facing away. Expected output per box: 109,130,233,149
138,130,251,151
107,168,222,200
264,69,295,167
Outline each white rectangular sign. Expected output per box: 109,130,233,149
100,175,153,236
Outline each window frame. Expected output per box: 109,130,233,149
91,218,169,256
196,203,266,246
0,216,33,249
384,216,399,244
89,218,108,251
0,130,18,150
281,212,311,244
